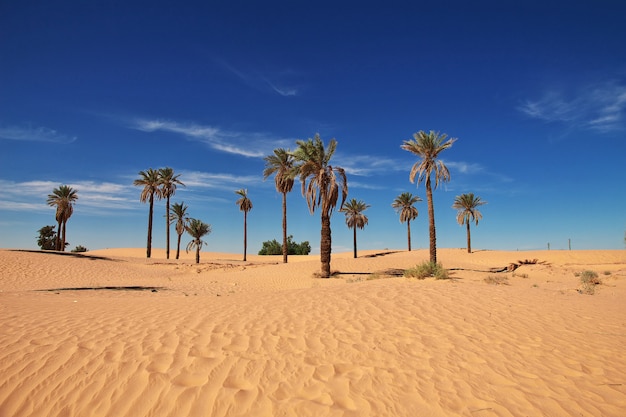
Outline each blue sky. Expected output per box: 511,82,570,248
1,0,625,254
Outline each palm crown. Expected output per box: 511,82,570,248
452,193,486,226
392,192,421,224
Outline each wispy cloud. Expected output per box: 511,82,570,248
0,124,76,143
181,171,262,190
445,161,485,175
519,80,626,132
336,154,407,176
0,179,136,214
214,57,301,97
131,119,291,158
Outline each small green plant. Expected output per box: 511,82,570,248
484,275,509,285
579,270,601,295
71,245,88,253
404,261,449,280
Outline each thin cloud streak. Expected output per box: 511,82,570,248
0,124,77,143
181,171,262,190
337,154,406,176
131,119,291,158
213,56,300,97
0,179,137,213
519,80,626,132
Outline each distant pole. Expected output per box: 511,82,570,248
568,238,571,250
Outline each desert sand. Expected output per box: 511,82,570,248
0,247,625,416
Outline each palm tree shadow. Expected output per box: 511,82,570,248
11,249,120,262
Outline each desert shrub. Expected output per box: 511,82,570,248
484,275,509,285
579,270,601,295
404,261,449,280
603,271,612,276
71,245,88,253
580,270,600,285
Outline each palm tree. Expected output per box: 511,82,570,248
452,193,487,253
341,198,370,258
293,134,348,277
46,185,78,251
134,168,162,258
391,192,422,251
235,189,253,261
401,130,456,264
185,218,211,264
170,201,189,260
263,148,296,263
159,167,185,259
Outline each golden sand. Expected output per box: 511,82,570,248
1,248,625,416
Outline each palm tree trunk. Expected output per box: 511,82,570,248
61,220,67,251
353,226,357,258
282,191,288,263
466,221,471,253
320,210,332,277
55,220,62,251
147,193,154,258
243,211,247,262
407,219,412,252
176,233,182,260
196,244,200,264
165,196,170,259
426,177,437,264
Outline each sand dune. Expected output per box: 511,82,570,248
0,248,625,416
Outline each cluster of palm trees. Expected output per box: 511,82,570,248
44,130,485,274
134,167,186,259
264,131,487,276
263,134,347,277
46,185,78,251
134,167,216,263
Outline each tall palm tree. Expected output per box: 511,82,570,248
452,193,487,253
185,218,211,264
170,201,189,260
341,198,370,258
293,134,348,277
401,130,456,264
263,148,295,263
391,192,422,251
46,185,78,251
134,168,162,258
159,167,185,259
235,189,253,261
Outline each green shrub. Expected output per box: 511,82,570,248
71,245,88,253
258,235,311,255
404,261,449,280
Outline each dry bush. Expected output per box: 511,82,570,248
484,275,509,285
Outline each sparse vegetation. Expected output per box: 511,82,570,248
603,271,612,276
512,271,529,279
404,261,449,280
71,245,88,253
578,270,601,295
484,275,509,285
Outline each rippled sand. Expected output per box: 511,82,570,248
1,248,625,416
